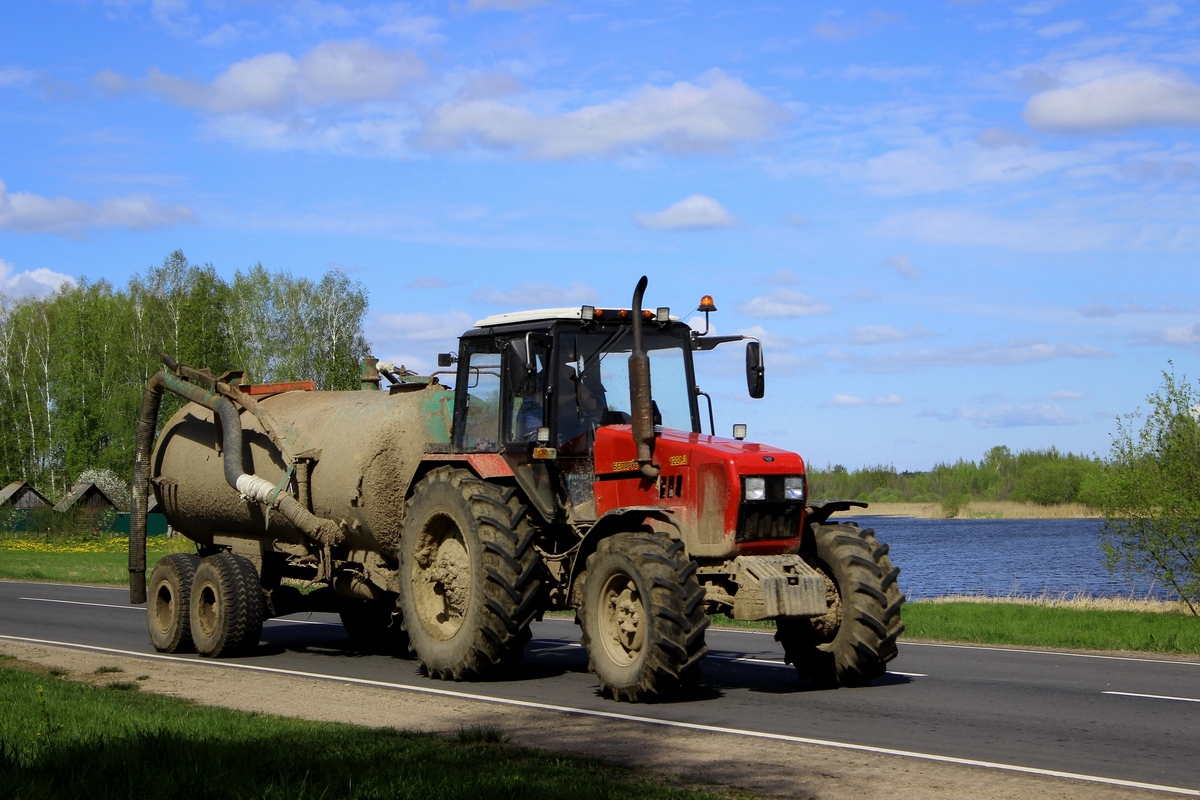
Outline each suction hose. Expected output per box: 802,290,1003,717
129,357,341,604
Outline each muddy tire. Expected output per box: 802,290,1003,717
776,522,904,686
397,467,541,680
147,553,201,653
340,599,410,655
578,531,708,702
189,552,265,657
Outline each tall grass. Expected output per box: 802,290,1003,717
0,666,727,800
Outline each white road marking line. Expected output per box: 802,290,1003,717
0,633,1193,797
20,597,139,611
706,652,926,677
264,619,341,627
1103,691,1200,704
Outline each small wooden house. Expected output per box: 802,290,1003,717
0,481,51,510
53,482,122,514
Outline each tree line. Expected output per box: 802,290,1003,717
0,251,370,499
808,445,1104,507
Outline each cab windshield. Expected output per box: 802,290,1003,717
554,328,694,450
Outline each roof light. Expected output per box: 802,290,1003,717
581,305,595,321
656,307,670,322
698,295,717,313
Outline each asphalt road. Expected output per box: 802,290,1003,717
1,578,1197,795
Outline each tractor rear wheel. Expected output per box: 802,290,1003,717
147,553,201,653
578,531,708,702
775,522,904,686
340,599,410,655
397,467,541,680
190,552,265,657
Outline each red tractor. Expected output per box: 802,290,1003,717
131,276,903,702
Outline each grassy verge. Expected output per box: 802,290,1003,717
850,500,1099,519
0,661,728,800
901,601,1200,654
0,535,193,585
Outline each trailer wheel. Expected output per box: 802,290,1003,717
578,531,708,702
147,553,201,653
340,600,410,655
190,552,265,657
775,522,904,687
398,467,540,680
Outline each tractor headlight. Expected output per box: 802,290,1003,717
784,476,806,501
744,477,766,501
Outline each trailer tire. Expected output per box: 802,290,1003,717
398,467,541,680
147,553,201,653
190,552,265,657
340,600,410,655
578,531,708,702
775,522,904,687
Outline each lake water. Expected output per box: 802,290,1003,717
852,516,1172,600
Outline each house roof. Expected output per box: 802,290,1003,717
0,481,51,509
52,482,121,513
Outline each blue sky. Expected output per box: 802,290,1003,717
2,0,1198,470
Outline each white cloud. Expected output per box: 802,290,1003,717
1037,20,1086,38
824,394,867,407
370,309,474,343
735,324,795,350
471,282,595,307
0,179,194,236
146,41,426,114
877,208,1117,252
469,0,547,9
884,253,920,279
377,14,444,44
1159,323,1200,344
1024,68,1200,132
1080,301,1190,317
845,324,931,345
741,289,834,318
1050,390,1087,401
421,69,785,159
859,339,1113,372
822,391,902,408
976,128,1035,149
0,259,75,298
634,194,736,231
842,65,936,83
948,404,1081,428
1132,3,1184,28
0,67,38,89
1016,1,1064,15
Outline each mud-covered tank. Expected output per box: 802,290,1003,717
152,385,453,555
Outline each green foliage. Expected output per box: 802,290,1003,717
807,447,1104,507
0,251,371,493
1093,367,1200,615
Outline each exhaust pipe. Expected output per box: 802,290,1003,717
629,276,659,479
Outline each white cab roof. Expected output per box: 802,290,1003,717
474,307,584,327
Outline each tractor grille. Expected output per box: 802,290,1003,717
736,502,802,542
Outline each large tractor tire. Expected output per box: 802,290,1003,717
578,531,708,702
147,553,201,653
397,467,541,680
776,522,904,687
340,599,410,655
189,552,265,657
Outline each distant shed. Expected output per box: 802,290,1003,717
0,481,51,510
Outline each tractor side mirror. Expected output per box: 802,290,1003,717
504,339,538,396
437,352,457,367
746,340,765,399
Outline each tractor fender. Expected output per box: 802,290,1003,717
804,499,867,527
567,506,682,607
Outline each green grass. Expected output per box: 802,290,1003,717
901,601,1200,654
0,535,193,585
0,666,729,800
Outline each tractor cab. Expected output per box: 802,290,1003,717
442,286,765,522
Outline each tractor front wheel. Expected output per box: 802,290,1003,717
579,531,708,702
775,522,904,686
